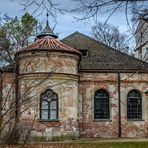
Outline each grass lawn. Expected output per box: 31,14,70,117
1,141,148,148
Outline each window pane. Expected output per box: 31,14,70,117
94,90,109,119
41,110,48,119
41,101,48,109
127,90,142,119
40,89,58,120
50,101,57,109
50,110,57,120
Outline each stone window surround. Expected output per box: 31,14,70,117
127,89,143,121
93,89,144,122
40,89,59,121
94,89,110,120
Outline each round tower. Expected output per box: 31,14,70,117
15,15,81,140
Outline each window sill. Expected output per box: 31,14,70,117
38,119,59,122
127,119,145,122
93,119,112,122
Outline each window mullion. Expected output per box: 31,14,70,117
94,90,109,120
48,102,50,120
127,90,142,120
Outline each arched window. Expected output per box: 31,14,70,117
127,90,142,120
40,89,58,120
94,89,109,119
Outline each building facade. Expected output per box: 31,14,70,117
1,23,148,141
135,17,148,62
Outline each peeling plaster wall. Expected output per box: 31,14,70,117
2,73,16,115
18,51,79,74
17,51,80,139
78,72,148,138
2,51,148,139
1,68,148,139
1,72,16,136
120,73,148,137
78,73,119,138
19,74,79,138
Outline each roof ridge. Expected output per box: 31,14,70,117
62,31,148,70
63,31,148,65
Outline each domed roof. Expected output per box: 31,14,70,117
17,36,80,54
16,13,80,55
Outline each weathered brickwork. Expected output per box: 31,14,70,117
16,50,80,140
2,73,16,116
18,51,79,74
78,72,148,138
1,69,147,139
1,30,148,141
0,72,16,139
1,61,148,140
120,73,148,137
78,73,119,138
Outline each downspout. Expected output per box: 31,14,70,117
81,89,84,137
78,53,83,137
118,72,121,137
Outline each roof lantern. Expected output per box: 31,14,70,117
36,13,58,40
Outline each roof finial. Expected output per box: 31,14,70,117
35,12,58,40
46,12,49,27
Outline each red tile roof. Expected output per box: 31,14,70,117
17,36,80,55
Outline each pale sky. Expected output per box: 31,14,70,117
0,0,132,39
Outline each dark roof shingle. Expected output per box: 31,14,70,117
62,31,148,72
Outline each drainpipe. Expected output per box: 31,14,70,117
81,89,84,137
118,72,121,137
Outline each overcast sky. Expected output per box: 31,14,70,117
0,0,132,39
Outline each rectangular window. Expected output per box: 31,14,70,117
50,110,57,120
94,90,110,120
127,90,142,120
41,110,48,120
79,49,88,57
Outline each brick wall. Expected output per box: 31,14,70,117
78,72,148,138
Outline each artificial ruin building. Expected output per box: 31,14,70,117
1,20,148,141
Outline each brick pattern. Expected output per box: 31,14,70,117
18,51,79,75
78,72,148,138
17,51,80,139
1,60,148,139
